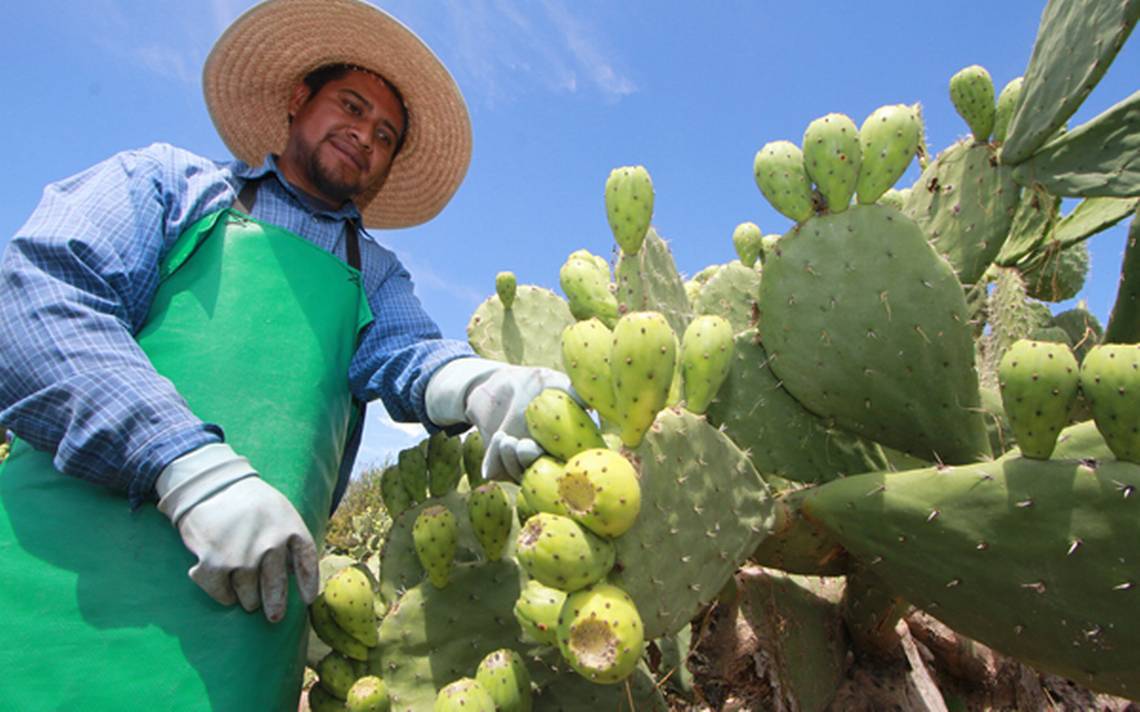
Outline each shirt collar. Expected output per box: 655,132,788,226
232,155,372,237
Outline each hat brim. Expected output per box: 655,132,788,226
203,0,472,229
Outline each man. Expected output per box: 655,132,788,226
0,0,569,707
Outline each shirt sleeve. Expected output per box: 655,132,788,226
348,254,475,429
0,147,223,507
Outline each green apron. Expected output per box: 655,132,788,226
0,193,373,710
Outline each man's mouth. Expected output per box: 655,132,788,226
326,136,367,171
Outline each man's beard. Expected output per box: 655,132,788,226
305,142,360,205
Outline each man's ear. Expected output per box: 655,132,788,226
287,82,312,121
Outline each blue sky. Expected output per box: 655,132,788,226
2,1,1137,474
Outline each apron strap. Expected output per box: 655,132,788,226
234,177,363,271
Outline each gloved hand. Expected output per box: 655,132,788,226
425,357,581,481
155,443,319,623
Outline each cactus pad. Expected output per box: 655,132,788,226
758,204,991,464
692,262,761,335
468,285,574,370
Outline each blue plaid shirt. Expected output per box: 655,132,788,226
0,142,474,507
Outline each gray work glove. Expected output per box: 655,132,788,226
155,443,319,623
425,357,580,481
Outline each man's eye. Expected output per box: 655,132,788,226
343,99,361,114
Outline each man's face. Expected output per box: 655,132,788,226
279,70,407,207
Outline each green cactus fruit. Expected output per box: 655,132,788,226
514,578,567,645
802,113,862,214
680,315,735,414
496,271,517,310
427,431,463,497
561,319,620,424
559,448,641,538
475,649,533,712
379,465,413,518
560,249,619,327
994,76,1024,144
516,512,615,592
468,482,513,561
556,582,646,685
950,64,996,142
610,311,677,447
325,566,380,648
433,678,496,712
310,593,369,661
876,188,908,211
760,234,781,261
345,676,390,712
413,505,459,588
753,140,815,223
397,446,428,505
310,684,349,712
519,456,570,516
997,339,1080,460
1080,344,1140,463
856,104,920,204
732,222,763,267
462,430,486,487
524,388,606,461
604,165,654,256
317,652,359,700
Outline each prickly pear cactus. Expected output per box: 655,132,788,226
679,314,734,414
555,582,645,684
559,448,641,538
949,64,996,142
691,262,760,335
610,311,677,447
614,228,693,336
475,649,532,712
413,505,459,588
903,140,1020,286
515,512,615,591
758,204,992,464
496,272,518,310
560,249,619,327
855,104,921,205
609,408,774,639
604,165,654,255
707,330,890,487
433,678,495,712
997,339,1080,459
524,388,605,461
468,482,513,561
754,140,815,223
468,285,574,370
732,221,763,267
803,455,1140,700
560,319,620,424
802,113,861,214
1080,344,1140,463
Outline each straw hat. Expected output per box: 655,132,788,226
203,0,472,228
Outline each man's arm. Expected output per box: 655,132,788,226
0,147,223,507
347,254,475,427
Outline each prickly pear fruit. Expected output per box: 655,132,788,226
802,113,861,213
611,311,677,447
560,250,619,327
520,456,571,517
732,222,763,268
998,339,1080,459
876,187,909,211
516,512,615,591
556,582,646,684
475,649,533,712
856,104,921,204
753,140,815,223
413,505,458,588
496,272,517,309
397,446,428,504
468,482,513,561
760,234,781,261
427,431,463,497
994,76,1024,144
310,593,369,661
514,578,567,645
462,430,486,487
325,566,379,647
434,678,495,712
524,388,606,461
1080,344,1140,463
950,65,996,142
560,448,641,538
605,165,654,255
561,319,620,423
317,652,358,700
379,465,412,518
310,684,349,712
680,315,735,414
345,676,390,712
